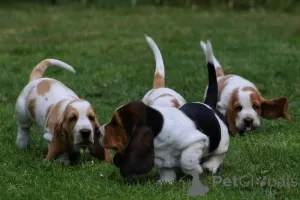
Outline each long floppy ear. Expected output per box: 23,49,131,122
46,115,67,160
115,125,154,178
90,118,112,162
261,97,292,120
226,106,238,135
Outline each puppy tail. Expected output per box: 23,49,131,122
200,41,224,77
203,41,218,109
145,35,165,88
29,59,75,82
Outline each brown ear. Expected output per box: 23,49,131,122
115,125,154,178
261,97,292,120
46,115,67,160
90,118,112,162
226,106,238,135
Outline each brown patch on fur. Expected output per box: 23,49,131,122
28,98,36,119
146,93,174,106
46,103,79,160
68,98,85,105
216,67,224,77
226,88,239,134
153,73,164,89
242,86,262,116
103,112,128,153
37,79,55,96
46,100,66,134
30,60,51,82
171,98,180,108
242,86,259,94
218,75,232,96
103,111,127,153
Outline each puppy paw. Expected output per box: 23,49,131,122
16,137,30,149
157,179,174,184
202,161,219,174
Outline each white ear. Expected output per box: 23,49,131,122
200,41,207,53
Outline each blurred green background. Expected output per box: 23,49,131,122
2,0,300,12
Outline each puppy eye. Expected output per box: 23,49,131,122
69,115,77,122
88,115,95,121
252,104,259,109
235,105,242,112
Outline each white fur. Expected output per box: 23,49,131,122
100,104,228,183
218,76,260,131
142,88,186,107
202,41,261,132
16,78,94,151
45,59,76,73
154,105,228,183
145,35,165,77
200,41,221,68
142,35,186,107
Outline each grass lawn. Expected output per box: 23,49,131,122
0,3,300,200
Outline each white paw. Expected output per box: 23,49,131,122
16,137,30,149
57,153,70,166
202,161,219,174
43,133,52,142
157,179,174,184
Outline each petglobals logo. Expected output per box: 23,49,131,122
212,175,298,188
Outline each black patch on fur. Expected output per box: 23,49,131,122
179,103,221,153
204,62,218,109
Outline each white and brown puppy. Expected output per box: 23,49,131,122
201,41,292,135
100,41,229,183
15,59,112,163
142,35,186,108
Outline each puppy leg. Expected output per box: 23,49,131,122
16,124,32,148
180,139,208,177
15,99,32,149
202,153,226,174
157,168,177,184
203,119,229,174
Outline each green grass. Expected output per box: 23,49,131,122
1,3,300,200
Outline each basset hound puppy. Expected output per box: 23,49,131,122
142,35,186,108
100,41,229,183
15,59,112,164
201,41,292,135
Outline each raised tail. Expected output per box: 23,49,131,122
29,59,75,82
200,41,224,77
145,35,165,88
203,41,218,109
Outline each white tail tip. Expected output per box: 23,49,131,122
200,41,207,52
205,40,214,64
47,59,76,73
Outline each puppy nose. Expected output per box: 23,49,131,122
80,128,91,139
243,118,253,125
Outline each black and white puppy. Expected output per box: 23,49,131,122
100,41,229,183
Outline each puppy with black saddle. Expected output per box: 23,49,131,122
100,41,229,183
